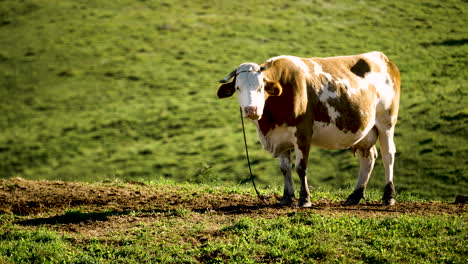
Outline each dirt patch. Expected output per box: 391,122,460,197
0,178,465,215
0,178,263,215
1,177,466,217
1,178,466,238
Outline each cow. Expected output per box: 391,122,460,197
217,51,400,207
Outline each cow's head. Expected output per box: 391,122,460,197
217,62,282,120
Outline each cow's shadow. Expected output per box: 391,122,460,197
16,203,277,227
17,210,129,226
192,203,274,215
17,201,394,227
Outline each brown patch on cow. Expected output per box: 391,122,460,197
327,81,337,92
350,58,371,77
257,58,313,135
327,94,362,134
386,60,401,123
261,58,308,119
258,80,306,135
293,123,313,162
367,83,377,94
324,78,377,133
355,84,377,130
308,83,332,124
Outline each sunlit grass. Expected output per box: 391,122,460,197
0,0,466,201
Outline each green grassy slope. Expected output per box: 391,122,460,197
1,213,465,263
1,0,467,200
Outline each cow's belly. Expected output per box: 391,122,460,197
255,121,374,157
310,121,373,149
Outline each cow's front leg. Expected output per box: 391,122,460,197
278,151,294,206
295,145,312,208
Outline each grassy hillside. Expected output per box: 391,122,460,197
0,0,467,200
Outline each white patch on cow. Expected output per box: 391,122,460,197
256,124,297,157
367,72,394,110
361,52,395,113
366,72,389,88
362,51,385,67
235,63,266,119
318,84,337,101
326,103,340,121
390,115,398,125
317,88,340,122
335,78,350,88
293,144,304,169
310,121,375,150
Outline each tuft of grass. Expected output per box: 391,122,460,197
0,227,73,263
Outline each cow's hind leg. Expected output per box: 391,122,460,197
344,127,378,206
377,125,397,206
343,146,378,206
278,151,295,206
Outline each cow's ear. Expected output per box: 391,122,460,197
217,81,236,98
265,81,282,96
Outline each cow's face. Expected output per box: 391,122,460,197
217,63,282,120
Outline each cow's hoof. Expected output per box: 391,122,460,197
298,200,312,208
382,182,396,206
343,188,364,206
382,198,396,206
278,197,294,207
342,197,360,206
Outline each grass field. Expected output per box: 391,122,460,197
1,209,465,263
0,2,467,262
1,0,467,200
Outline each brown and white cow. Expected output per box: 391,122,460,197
217,51,400,207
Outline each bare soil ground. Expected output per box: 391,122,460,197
1,178,466,238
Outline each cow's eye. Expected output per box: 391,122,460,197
236,87,240,91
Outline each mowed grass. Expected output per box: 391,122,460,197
0,0,467,200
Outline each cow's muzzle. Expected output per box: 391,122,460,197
244,106,260,120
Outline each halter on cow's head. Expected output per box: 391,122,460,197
217,62,282,120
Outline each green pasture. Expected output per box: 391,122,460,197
1,211,465,263
1,0,467,200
